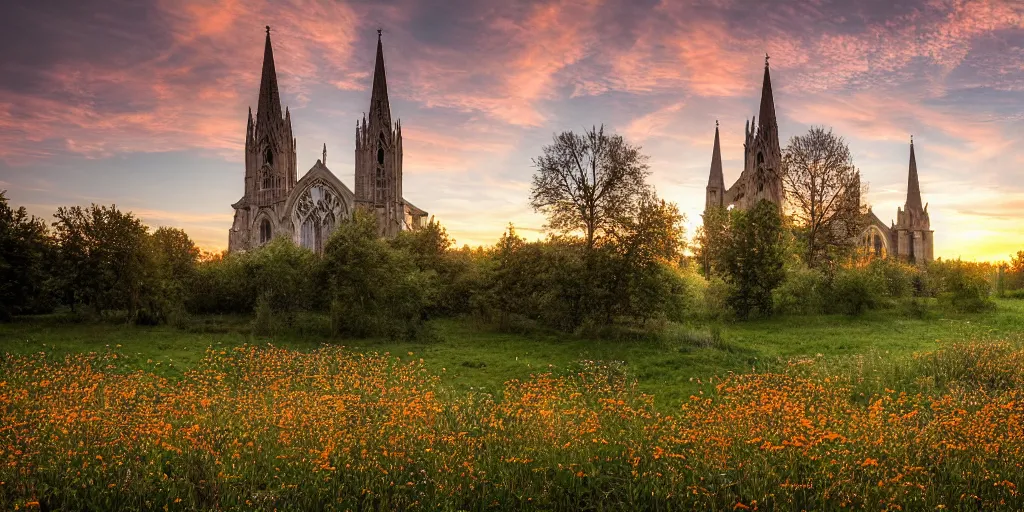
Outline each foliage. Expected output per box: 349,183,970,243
782,127,867,268
5,341,1024,510
50,204,155,321
773,264,827,315
1006,250,1024,291
929,259,995,313
694,205,729,278
825,266,883,316
321,210,432,339
529,125,650,249
390,219,481,317
186,237,317,324
719,200,786,319
0,191,52,319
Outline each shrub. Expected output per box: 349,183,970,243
773,265,826,315
825,267,883,316
322,211,432,339
866,258,919,299
929,259,995,313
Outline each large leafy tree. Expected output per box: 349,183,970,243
721,200,786,319
51,204,151,317
695,206,730,278
321,210,431,338
782,127,866,268
0,192,52,319
530,125,650,250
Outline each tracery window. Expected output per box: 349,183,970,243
294,178,346,254
265,147,273,166
259,219,272,244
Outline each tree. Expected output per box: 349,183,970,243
530,125,650,250
51,204,151,318
721,200,786,319
782,127,866,268
0,192,53,319
695,206,730,278
321,210,431,338
1008,251,1024,291
390,218,479,316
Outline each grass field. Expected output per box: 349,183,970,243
3,299,1022,410
4,303,1024,510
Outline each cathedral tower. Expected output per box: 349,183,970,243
705,121,725,212
739,55,784,208
715,56,784,212
229,26,298,251
355,30,404,237
892,138,933,263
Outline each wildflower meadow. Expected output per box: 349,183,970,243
2,341,1023,511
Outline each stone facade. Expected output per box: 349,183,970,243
862,140,934,264
702,57,934,264
705,57,784,214
229,29,428,253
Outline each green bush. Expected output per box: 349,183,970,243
825,267,883,316
929,260,995,313
322,211,432,339
773,265,826,315
867,258,920,299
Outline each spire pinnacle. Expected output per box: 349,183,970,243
322,143,327,165
757,58,777,134
257,26,283,124
368,30,392,131
708,122,724,189
906,138,923,212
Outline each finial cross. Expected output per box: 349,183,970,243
765,53,770,66
266,25,270,35
378,28,382,39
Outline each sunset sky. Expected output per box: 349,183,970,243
0,0,1022,261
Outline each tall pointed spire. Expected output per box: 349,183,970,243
757,54,777,134
708,121,724,189
369,29,392,130
257,26,283,124
906,136,923,212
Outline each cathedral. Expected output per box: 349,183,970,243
704,56,785,214
228,28,428,254
861,139,934,264
703,57,934,264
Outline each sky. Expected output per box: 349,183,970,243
0,0,1022,262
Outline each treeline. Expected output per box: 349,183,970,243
1,190,1021,337
2,123,1022,335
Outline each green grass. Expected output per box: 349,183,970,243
2,299,1023,410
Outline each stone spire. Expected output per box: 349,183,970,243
257,26,283,126
757,54,777,136
905,137,923,212
368,29,392,131
708,121,724,190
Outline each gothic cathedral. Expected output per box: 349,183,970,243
705,56,785,214
703,57,934,264
228,28,428,254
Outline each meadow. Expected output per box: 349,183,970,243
3,301,1024,510
2,299,1022,408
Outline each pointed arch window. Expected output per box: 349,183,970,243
265,147,274,166
259,219,272,244
294,178,345,254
